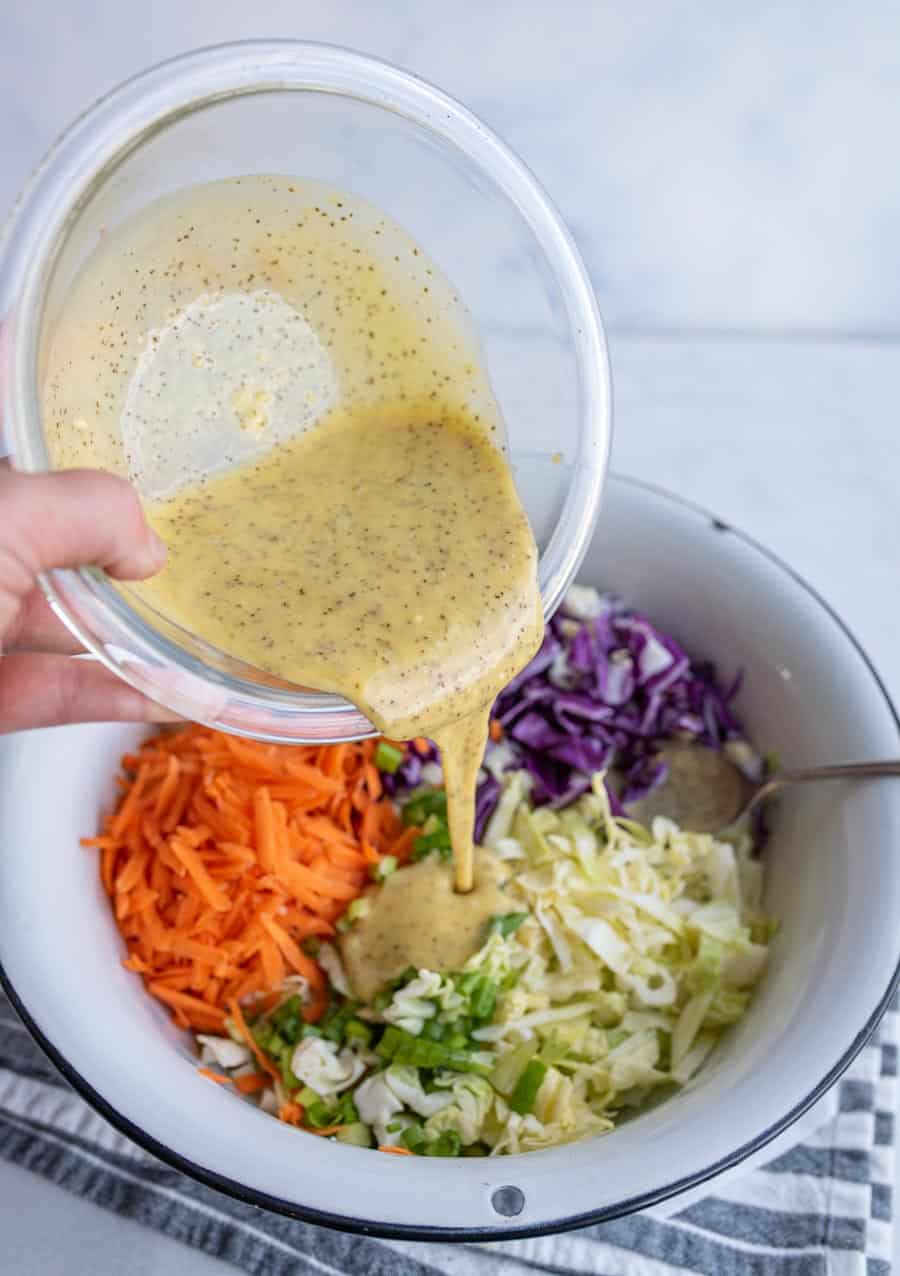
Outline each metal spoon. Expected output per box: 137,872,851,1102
624,742,900,835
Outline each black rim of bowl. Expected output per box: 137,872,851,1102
1,470,898,1242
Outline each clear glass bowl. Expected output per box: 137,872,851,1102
0,40,612,742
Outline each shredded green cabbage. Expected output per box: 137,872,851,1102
216,772,773,1156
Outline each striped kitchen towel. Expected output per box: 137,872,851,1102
0,987,895,1276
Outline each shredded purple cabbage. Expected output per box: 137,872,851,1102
382,592,753,837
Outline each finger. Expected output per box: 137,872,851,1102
0,466,167,586
0,653,181,734
0,319,7,454
3,587,84,655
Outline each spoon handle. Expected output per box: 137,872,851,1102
758,760,900,805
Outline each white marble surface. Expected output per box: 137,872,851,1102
3,0,900,336
1,2,900,1271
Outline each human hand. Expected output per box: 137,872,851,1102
0,459,178,733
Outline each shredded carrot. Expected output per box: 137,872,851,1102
228,997,280,1080
234,1072,269,1095
359,803,380,846
489,718,503,743
378,1145,415,1155
360,841,380,866
198,1066,232,1085
387,826,419,864
412,738,431,756
110,763,151,841
364,763,382,802
253,787,279,874
168,836,231,913
307,1124,349,1136
154,754,181,821
100,844,117,896
278,1102,303,1126
259,914,327,994
85,726,420,1033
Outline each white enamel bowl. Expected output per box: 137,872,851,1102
1,474,898,1240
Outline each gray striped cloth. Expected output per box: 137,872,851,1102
0,988,895,1276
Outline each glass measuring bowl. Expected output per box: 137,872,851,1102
0,41,612,743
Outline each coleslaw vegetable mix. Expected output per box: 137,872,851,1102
177,588,774,1156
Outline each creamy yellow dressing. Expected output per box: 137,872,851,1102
43,175,543,899
138,403,541,892
339,849,512,1000
624,742,751,833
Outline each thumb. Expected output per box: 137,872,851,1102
0,466,167,586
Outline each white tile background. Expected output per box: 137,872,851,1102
5,2,900,336
2,3,900,1271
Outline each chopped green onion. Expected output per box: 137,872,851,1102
272,995,302,1027
374,741,405,774
336,1122,373,1148
319,999,359,1045
509,1059,548,1115
426,1129,462,1157
297,1086,321,1106
489,911,529,938
397,1036,452,1069
271,995,303,1045
346,897,371,923
401,788,447,827
252,1024,275,1051
469,976,498,1022
370,855,398,883
279,1017,302,1047
305,1099,337,1128
265,1032,288,1060
344,1018,372,1047
335,1094,359,1125
447,1052,493,1078
411,827,452,861
491,1040,538,1097
375,1025,405,1059
376,1024,488,1073
281,1052,302,1091
401,1120,425,1152
421,1019,446,1042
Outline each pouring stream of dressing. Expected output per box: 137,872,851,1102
44,176,543,895
137,406,542,893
